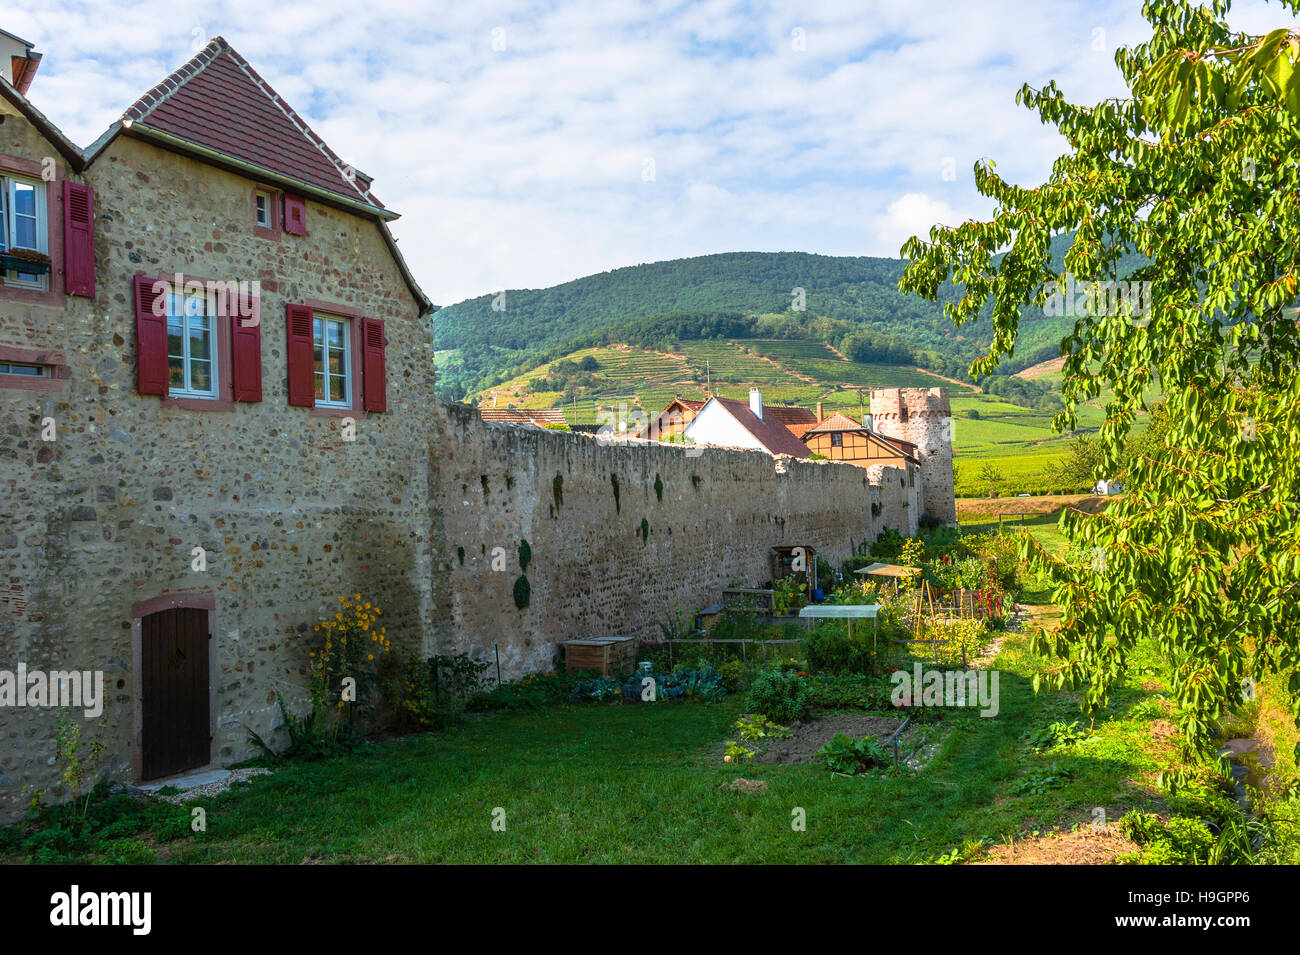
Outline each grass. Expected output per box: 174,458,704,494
4,623,1235,865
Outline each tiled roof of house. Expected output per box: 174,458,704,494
635,397,707,439
709,396,811,457
803,411,867,435
763,405,817,427
480,408,569,428
122,38,382,211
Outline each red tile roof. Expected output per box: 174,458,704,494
480,408,569,428
123,38,381,210
707,396,811,457
762,405,817,427
803,411,867,435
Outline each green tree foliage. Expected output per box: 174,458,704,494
977,461,1006,498
899,0,1300,755
1054,435,1106,491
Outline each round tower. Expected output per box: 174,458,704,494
869,387,955,525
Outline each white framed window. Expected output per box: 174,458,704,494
254,191,272,228
0,174,49,290
166,287,219,398
313,313,351,407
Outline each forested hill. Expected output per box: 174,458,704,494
434,251,953,354
432,238,1101,400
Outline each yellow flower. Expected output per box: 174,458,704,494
308,651,316,658
354,593,361,601
367,654,374,661
364,602,371,610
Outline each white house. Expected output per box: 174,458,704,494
682,389,812,457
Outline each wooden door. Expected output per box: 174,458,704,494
140,607,210,780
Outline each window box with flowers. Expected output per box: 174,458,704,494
0,248,51,276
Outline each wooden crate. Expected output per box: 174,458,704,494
565,636,636,678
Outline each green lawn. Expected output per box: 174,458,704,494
25,630,1211,865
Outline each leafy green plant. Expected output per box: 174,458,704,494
1021,720,1092,751
569,677,624,702
816,733,888,774
806,672,896,710
733,714,792,742
471,671,584,711
247,692,366,761
899,537,926,567
53,714,106,821
803,622,885,676
513,574,531,609
5,780,192,864
745,669,810,723
1118,811,1215,865
1012,764,1073,795
383,650,489,730
723,740,755,762
771,575,807,615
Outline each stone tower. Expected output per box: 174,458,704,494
869,387,956,525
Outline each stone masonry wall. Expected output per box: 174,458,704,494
427,401,919,678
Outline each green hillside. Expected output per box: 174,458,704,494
430,235,1125,401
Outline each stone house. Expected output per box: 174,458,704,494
1,37,434,820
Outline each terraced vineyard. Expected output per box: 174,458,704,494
463,337,1124,494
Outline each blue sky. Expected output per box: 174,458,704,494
8,0,1298,304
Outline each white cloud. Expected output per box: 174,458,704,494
874,193,966,257
15,0,1300,304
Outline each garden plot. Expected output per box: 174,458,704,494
756,713,904,766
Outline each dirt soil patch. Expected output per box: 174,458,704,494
758,713,904,766
974,824,1138,865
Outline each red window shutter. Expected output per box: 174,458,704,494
133,275,168,396
362,317,386,412
283,194,306,236
286,304,315,407
231,292,262,402
63,182,95,297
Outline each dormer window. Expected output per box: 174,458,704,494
0,174,49,290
